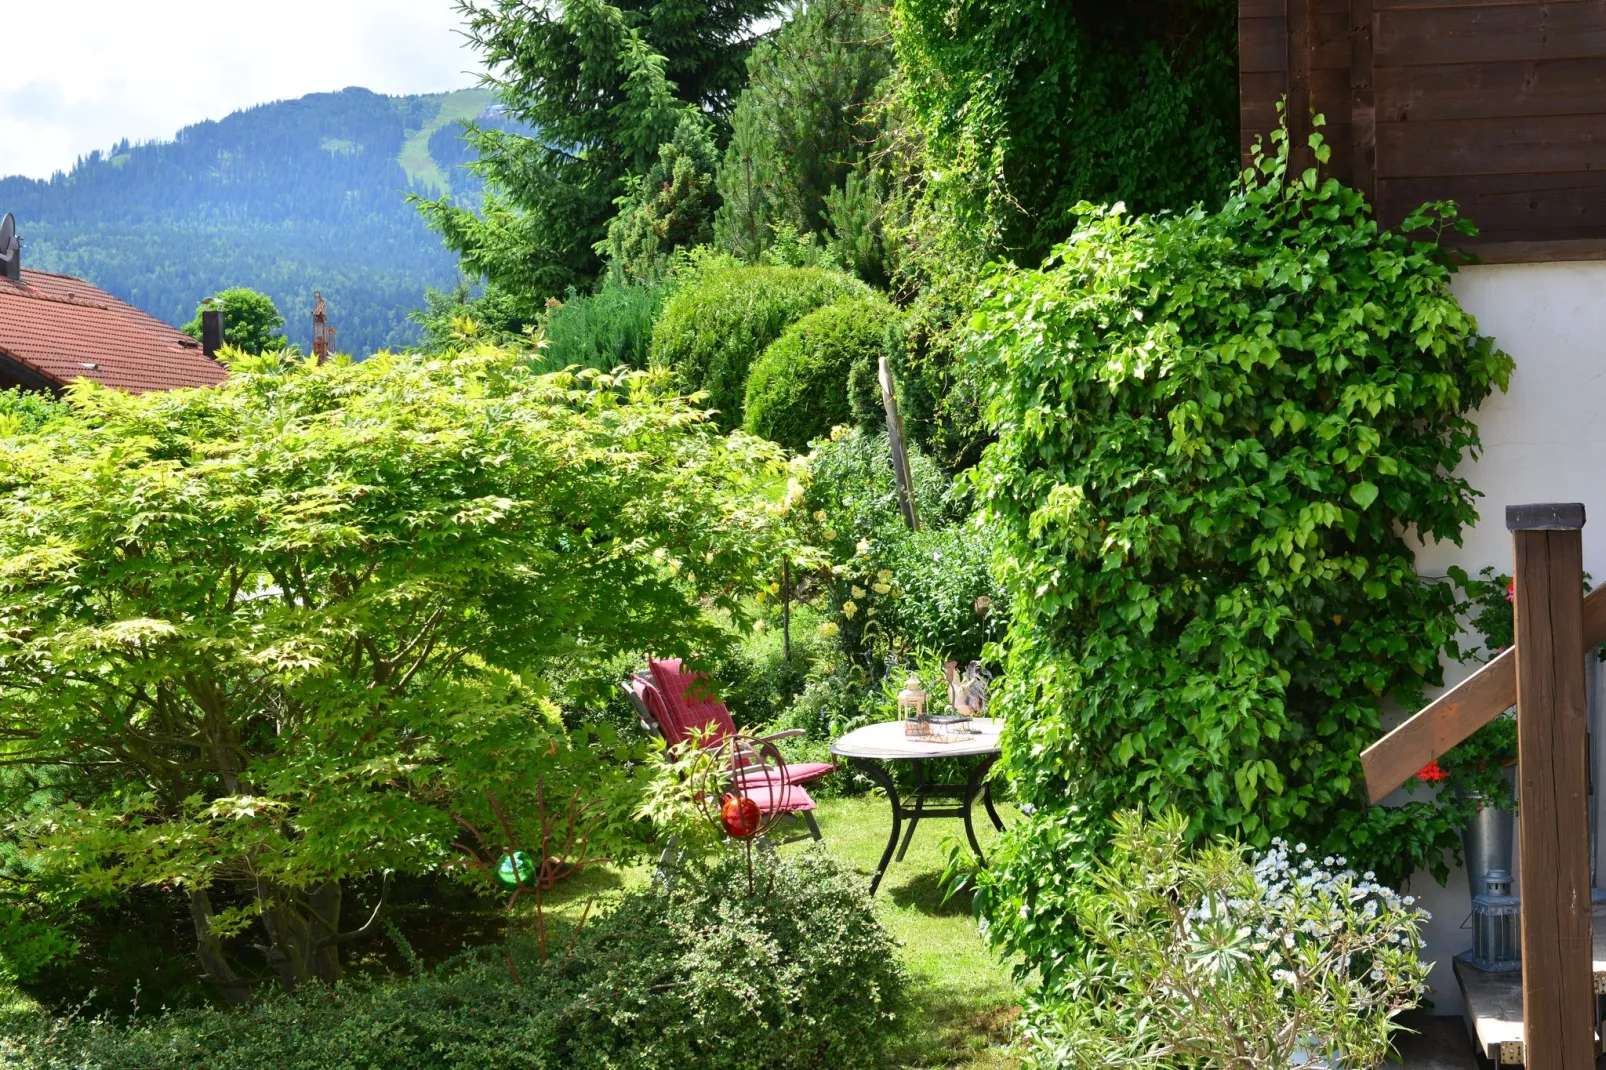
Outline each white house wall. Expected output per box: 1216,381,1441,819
1403,259,1606,1016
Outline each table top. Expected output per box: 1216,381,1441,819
831,718,1004,761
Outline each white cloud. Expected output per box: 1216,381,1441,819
0,0,482,179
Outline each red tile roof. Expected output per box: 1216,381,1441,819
0,269,227,393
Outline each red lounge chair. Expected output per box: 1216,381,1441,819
623,659,830,840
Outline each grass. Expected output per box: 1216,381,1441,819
793,794,1023,1070
397,88,497,195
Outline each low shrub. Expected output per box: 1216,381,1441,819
649,264,869,429
743,297,899,452
541,275,673,371
1016,811,1429,1070
2,850,903,1070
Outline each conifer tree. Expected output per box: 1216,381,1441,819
418,0,780,309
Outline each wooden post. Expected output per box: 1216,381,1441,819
1508,502,1594,1070
878,356,919,532
781,558,791,664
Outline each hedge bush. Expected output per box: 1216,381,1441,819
649,264,869,429
964,129,1512,999
2,849,903,1070
743,298,899,451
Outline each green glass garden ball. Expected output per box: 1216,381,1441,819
495,850,535,890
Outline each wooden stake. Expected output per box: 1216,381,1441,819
1508,502,1594,1070
878,356,919,532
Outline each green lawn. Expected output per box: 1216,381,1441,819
792,794,1023,1070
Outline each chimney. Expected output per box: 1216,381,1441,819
201,308,225,358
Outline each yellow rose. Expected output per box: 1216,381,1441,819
842,601,858,619
814,510,828,523
855,539,871,557
851,586,866,600
872,582,891,595
818,621,840,638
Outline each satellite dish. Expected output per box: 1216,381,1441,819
0,213,16,281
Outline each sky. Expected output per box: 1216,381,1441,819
0,0,483,180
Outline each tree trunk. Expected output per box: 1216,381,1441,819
188,888,250,1005
256,879,351,993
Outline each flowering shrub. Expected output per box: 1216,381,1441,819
1022,811,1430,1070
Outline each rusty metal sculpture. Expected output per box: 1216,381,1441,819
447,778,607,972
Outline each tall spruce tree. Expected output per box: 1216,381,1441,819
418,0,781,309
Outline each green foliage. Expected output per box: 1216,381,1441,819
418,0,781,302
649,264,869,429
878,523,1003,665
4,849,903,1070
964,125,1514,993
1425,566,1520,807
182,287,287,354
891,0,1239,265
601,115,721,280
795,427,1002,669
0,389,66,437
1016,811,1429,1070
714,0,893,268
0,351,795,998
542,274,676,371
743,297,899,451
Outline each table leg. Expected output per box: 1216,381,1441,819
850,757,901,896
962,756,999,863
895,759,924,862
983,779,1004,832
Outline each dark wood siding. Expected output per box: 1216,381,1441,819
1240,0,1606,262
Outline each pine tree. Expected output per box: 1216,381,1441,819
713,0,893,264
417,0,781,309
601,115,721,280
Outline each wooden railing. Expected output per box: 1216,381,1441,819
1362,503,1596,1070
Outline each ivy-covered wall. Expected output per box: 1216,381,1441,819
962,132,1514,997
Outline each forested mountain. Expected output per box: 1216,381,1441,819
0,87,511,355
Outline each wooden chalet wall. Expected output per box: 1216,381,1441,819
1241,0,1606,262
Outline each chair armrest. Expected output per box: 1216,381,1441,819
755,728,805,742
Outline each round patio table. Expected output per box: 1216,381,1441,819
831,718,1005,895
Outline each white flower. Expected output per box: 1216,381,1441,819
1295,842,1307,853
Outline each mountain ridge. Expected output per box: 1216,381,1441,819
0,86,504,355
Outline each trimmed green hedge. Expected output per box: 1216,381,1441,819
743,298,899,451
1,849,903,1070
649,265,868,429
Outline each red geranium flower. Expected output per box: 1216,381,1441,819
1506,579,1516,604
1416,759,1449,782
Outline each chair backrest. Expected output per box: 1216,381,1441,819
622,674,661,736
647,656,737,749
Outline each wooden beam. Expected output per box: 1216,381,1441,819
1288,0,1315,175
1509,505,1594,1070
1361,580,1606,803
1349,0,1376,203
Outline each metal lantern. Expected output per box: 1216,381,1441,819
899,674,931,738
1465,868,1521,972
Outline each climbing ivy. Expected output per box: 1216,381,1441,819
964,127,1513,990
